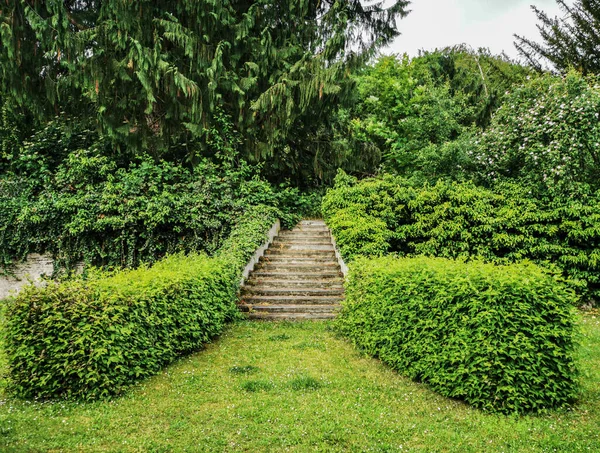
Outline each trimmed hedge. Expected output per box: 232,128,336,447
217,205,278,269
3,205,276,400
326,207,391,260
337,256,579,414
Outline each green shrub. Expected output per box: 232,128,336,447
5,254,233,400
327,208,391,260
474,71,600,196
337,256,579,414
3,205,276,400
0,153,247,271
323,171,600,304
217,204,278,270
322,170,403,259
0,122,307,273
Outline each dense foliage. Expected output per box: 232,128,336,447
337,256,579,414
474,71,600,196
323,171,600,303
349,54,469,176
3,205,276,400
1,0,596,417
0,0,408,181
515,0,600,74
413,46,536,128
0,113,315,273
339,49,534,179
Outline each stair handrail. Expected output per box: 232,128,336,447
327,226,348,277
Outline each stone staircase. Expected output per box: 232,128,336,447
239,220,344,320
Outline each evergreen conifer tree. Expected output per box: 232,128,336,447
514,0,600,74
0,0,409,177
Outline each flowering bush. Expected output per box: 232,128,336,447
474,71,600,196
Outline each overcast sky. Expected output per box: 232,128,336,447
385,0,572,60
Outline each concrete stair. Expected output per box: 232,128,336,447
239,220,344,320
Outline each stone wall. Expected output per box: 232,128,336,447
0,254,55,300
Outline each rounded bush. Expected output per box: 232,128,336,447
337,256,579,414
327,207,391,260
3,206,276,400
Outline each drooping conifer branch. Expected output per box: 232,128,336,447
0,0,409,163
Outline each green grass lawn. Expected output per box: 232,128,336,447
0,307,599,452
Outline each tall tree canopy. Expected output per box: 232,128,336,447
514,0,600,74
339,48,533,180
0,0,408,176
413,46,535,128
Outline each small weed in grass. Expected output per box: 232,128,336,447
168,420,188,433
240,380,274,392
146,441,173,453
268,333,291,341
229,365,259,375
289,375,322,391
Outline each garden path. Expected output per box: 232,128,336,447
239,220,344,320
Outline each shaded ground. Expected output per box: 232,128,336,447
0,312,599,452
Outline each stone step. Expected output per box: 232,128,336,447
269,244,335,252
278,231,331,238
240,295,344,305
255,269,340,277
251,271,343,279
246,312,337,321
243,287,344,297
259,255,338,261
297,220,326,225
264,249,335,257
240,304,340,314
247,274,342,281
261,256,337,263
292,229,329,234
272,239,332,246
255,264,340,273
291,225,329,230
245,278,344,288
299,220,326,225
260,255,337,262
257,261,339,268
